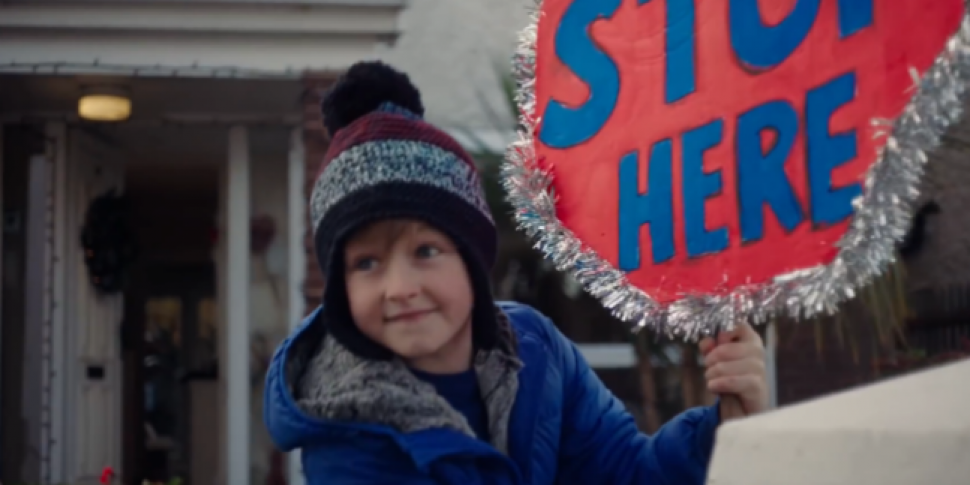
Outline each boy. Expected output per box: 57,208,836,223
264,61,768,484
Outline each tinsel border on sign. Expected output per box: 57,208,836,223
501,3,970,340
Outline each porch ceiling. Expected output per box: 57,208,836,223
0,74,307,122
0,73,307,164
79,124,293,167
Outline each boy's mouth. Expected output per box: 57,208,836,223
384,309,435,324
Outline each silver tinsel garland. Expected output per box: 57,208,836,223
502,2,970,341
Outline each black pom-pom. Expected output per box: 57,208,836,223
321,61,424,136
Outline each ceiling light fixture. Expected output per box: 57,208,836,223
78,86,132,122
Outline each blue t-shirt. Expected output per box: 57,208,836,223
411,367,490,442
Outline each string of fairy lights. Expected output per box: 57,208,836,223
0,60,313,79
41,138,56,485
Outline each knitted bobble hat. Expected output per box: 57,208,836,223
310,60,499,360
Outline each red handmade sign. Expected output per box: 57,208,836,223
530,0,963,304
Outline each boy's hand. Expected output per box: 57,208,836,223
699,323,768,421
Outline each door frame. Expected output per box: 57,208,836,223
0,123,5,478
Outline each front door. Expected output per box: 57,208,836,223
66,127,127,484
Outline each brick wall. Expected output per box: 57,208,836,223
774,311,881,405
301,74,336,311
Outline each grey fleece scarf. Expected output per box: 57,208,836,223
284,308,523,454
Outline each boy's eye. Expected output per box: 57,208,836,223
350,257,378,271
415,244,441,259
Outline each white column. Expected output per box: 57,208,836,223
286,126,307,485
226,125,252,485
23,154,51,485
766,322,779,409
215,153,228,485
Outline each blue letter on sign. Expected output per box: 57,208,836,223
682,119,729,258
640,0,697,104
806,72,863,226
539,0,622,149
838,0,874,38
664,0,698,103
729,0,820,70
737,101,805,242
619,143,675,271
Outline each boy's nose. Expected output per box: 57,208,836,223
383,259,420,301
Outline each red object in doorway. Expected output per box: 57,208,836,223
251,215,277,255
266,450,287,485
100,466,116,484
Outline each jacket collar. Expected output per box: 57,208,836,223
283,306,523,454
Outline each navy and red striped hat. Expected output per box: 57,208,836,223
310,61,499,359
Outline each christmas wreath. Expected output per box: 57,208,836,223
80,189,136,294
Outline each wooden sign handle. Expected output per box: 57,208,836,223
716,325,747,421
719,392,746,421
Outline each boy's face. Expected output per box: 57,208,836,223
343,219,475,373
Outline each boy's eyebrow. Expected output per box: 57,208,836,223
345,229,385,249
347,234,384,248
347,221,418,251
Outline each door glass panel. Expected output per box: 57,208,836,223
195,298,218,371
144,297,183,481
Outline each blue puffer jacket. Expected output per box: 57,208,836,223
264,301,719,484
